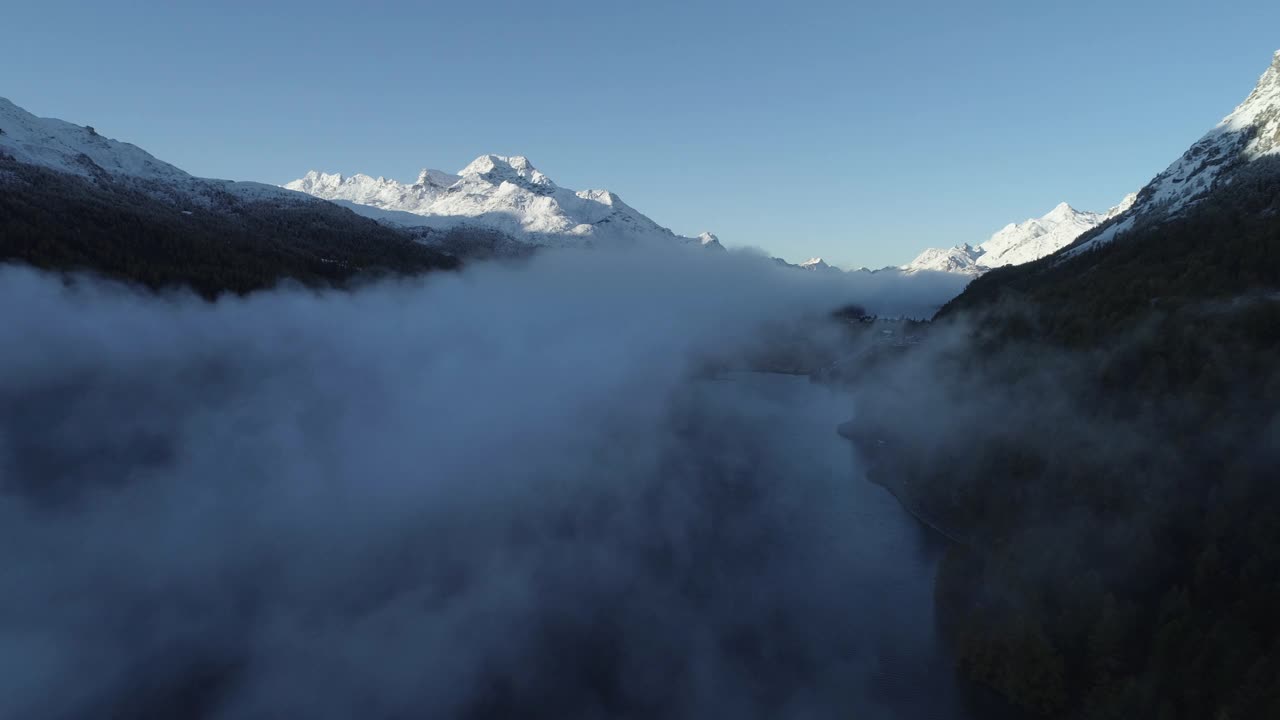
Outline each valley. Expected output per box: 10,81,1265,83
1,15,1278,719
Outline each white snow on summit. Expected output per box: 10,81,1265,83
902,196,1133,275
902,245,984,275
1069,49,1280,257
0,97,315,206
697,232,725,249
0,97,189,182
908,49,1280,271
1134,51,1280,214
798,257,843,273
979,201,1117,267
286,169,459,214
285,155,721,249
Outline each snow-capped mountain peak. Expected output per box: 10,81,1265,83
417,168,461,188
456,154,553,189
697,232,726,250
1065,49,1280,257
1106,192,1139,218
286,154,717,249
902,199,1125,275
907,50,1280,272
799,257,840,272
0,97,311,207
1222,49,1280,156
576,188,622,205
978,203,1105,268
1043,201,1080,221
285,166,460,214
902,244,984,275
1141,52,1280,211
0,97,189,182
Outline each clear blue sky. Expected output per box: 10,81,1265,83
4,1,1279,267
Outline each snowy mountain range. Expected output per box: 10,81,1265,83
0,97,460,294
0,97,307,208
1065,49,1280,257
785,197,1136,278
0,95,724,261
5,46,1279,293
285,155,724,251
902,196,1136,275
903,49,1280,276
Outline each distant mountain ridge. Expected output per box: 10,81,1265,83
906,50,1280,278
0,98,458,295
286,155,725,251
943,48,1280,320
798,257,843,273
902,196,1136,276
0,97,308,207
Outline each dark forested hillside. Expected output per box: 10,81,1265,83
849,159,1280,712
0,154,460,297
843,158,1280,718
939,155,1280,345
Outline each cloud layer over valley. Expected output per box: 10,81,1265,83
0,247,969,719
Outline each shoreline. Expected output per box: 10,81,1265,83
835,419,975,546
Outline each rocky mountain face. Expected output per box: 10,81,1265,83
286,155,724,251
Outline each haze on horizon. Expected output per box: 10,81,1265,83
3,0,1279,267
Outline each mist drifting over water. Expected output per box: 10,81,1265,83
0,246,970,718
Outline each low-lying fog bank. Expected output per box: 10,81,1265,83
0,247,971,718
